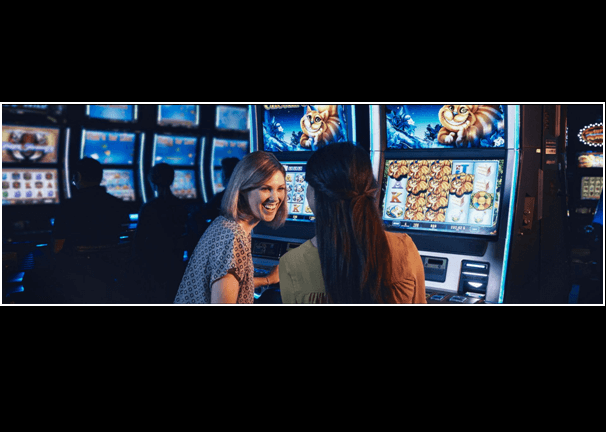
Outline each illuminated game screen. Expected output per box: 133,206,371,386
158,105,199,128
262,105,353,152
171,169,197,200
2,168,60,205
153,134,197,166
213,139,249,164
283,163,315,223
385,105,506,149
82,130,136,165
2,125,60,164
101,169,136,202
577,152,604,168
580,176,603,200
380,159,505,236
212,138,249,193
216,105,249,131
87,105,137,122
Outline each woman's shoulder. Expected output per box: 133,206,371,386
201,216,245,247
209,216,244,236
385,231,417,247
280,239,318,270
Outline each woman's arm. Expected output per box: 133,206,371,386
211,273,241,304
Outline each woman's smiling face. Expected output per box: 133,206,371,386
245,171,286,224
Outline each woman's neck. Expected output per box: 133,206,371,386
237,217,260,235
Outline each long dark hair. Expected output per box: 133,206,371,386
306,142,394,303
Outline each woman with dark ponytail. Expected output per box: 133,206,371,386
279,142,426,304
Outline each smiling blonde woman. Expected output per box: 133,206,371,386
174,152,287,304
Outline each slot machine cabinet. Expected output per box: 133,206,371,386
204,105,252,205
504,105,571,304
148,133,202,202
564,104,603,248
2,105,70,301
2,105,69,245
249,104,370,303
372,104,572,304
372,104,518,304
72,104,145,241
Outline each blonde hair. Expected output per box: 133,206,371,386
221,151,287,229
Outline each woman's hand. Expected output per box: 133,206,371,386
254,265,280,289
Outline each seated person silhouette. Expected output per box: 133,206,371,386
132,163,189,303
53,157,130,254
49,157,130,303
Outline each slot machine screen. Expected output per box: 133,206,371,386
261,105,353,152
212,138,249,193
2,168,60,205
101,169,136,202
380,158,505,236
282,162,315,223
385,104,506,149
216,105,249,131
157,105,199,128
580,176,603,200
577,152,604,168
81,130,136,165
87,105,137,122
2,125,60,164
153,134,197,166
171,169,197,200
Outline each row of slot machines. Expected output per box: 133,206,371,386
2,104,251,243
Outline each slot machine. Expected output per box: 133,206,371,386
372,104,516,304
249,104,370,302
206,105,251,200
564,104,603,303
372,104,571,304
150,105,201,199
2,104,69,300
76,104,144,235
2,105,69,245
565,104,603,244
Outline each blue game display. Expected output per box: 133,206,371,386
153,134,197,166
215,105,249,131
158,105,199,128
380,158,505,236
171,169,197,200
212,138,249,193
385,105,506,149
212,138,249,165
101,169,136,202
81,130,136,165
87,105,137,122
262,105,352,151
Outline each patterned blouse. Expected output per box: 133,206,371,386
174,216,255,304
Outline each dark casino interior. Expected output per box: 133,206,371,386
2,103,603,305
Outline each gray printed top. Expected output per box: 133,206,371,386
174,216,254,304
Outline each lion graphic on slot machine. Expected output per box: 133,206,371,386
438,105,503,147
